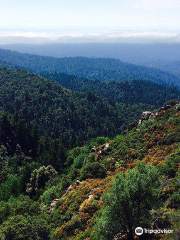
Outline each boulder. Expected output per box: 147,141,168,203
137,111,155,130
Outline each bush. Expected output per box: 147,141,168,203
80,162,106,180
66,147,82,167
94,162,161,240
0,175,22,201
88,137,109,150
0,215,50,240
0,202,10,224
159,153,180,178
26,165,57,196
40,186,59,205
73,154,86,169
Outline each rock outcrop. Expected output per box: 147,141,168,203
137,111,155,130
90,142,113,160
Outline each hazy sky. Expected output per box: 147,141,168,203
0,0,180,33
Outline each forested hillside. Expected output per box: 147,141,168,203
1,43,180,63
0,98,180,239
0,51,180,240
43,72,180,106
143,59,180,79
0,48,179,87
0,67,152,148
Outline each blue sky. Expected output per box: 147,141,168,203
0,0,180,33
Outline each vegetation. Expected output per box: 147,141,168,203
0,63,180,240
144,59,180,79
94,163,161,240
0,98,180,239
43,72,180,106
0,48,179,86
0,67,152,149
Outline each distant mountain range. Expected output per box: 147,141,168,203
141,60,180,79
0,48,179,87
1,43,180,63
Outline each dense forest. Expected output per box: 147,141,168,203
0,67,154,149
43,72,180,106
0,48,179,87
143,59,180,79
0,97,180,239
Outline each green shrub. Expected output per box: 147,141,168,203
0,202,10,224
73,154,87,169
80,162,106,180
88,137,109,150
66,147,82,167
94,162,161,240
40,186,59,205
0,215,50,240
0,175,22,201
159,153,180,178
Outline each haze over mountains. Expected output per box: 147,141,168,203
1,43,180,62
1,42,180,82
0,31,180,45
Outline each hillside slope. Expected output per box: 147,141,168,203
43,72,180,107
50,102,180,240
0,48,179,87
0,67,152,148
1,101,180,239
142,60,180,79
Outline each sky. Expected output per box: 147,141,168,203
0,0,180,40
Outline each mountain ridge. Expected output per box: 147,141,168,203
0,66,153,149
43,72,180,107
0,48,179,87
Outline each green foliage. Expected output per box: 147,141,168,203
0,50,180,240
38,139,67,171
66,147,82,167
0,175,22,201
0,67,151,149
40,186,59,205
167,169,180,208
0,201,10,224
80,162,107,180
0,215,50,240
0,48,179,86
94,163,161,240
164,210,180,240
0,112,40,158
0,195,43,238
88,137,110,149
44,73,180,107
72,154,86,169
26,165,57,196
159,151,180,178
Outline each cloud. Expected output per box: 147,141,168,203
129,0,180,10
0,31,179,44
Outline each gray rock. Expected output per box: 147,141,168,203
137,111,155,130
